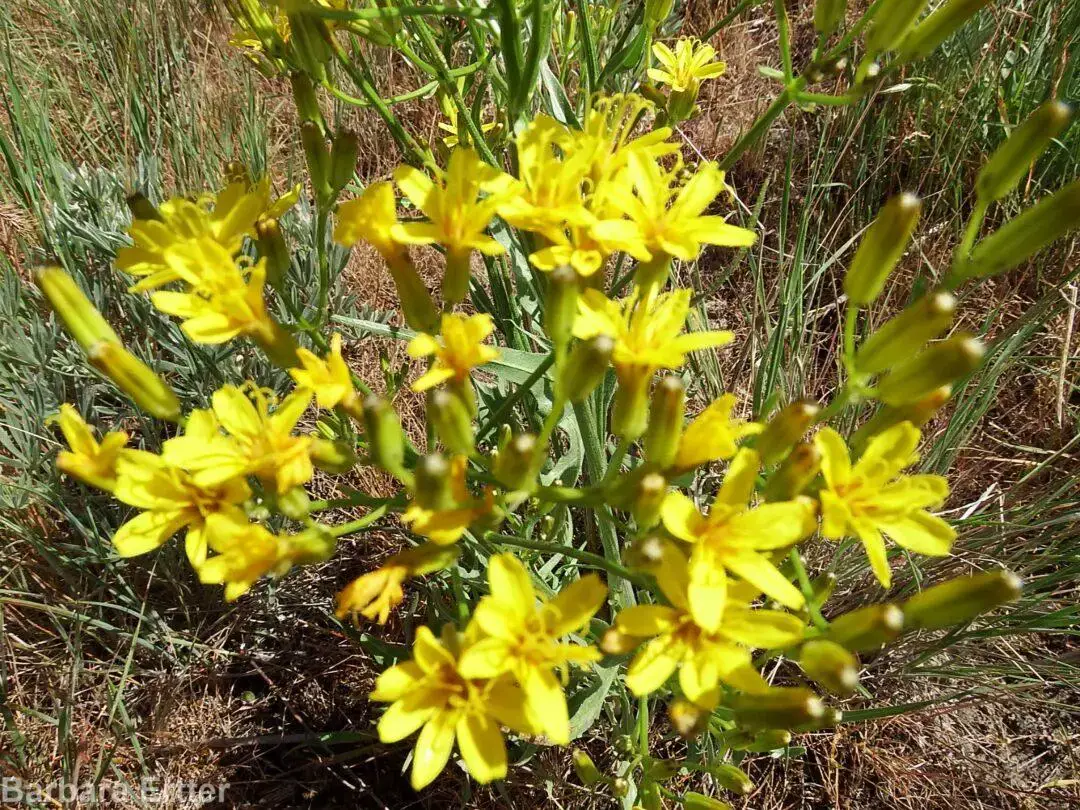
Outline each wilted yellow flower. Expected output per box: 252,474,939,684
162,385,314,495
51,404,129,492
649,38,726,95
336,543,461,624
408,313,500,393
675,394,762,470
402,456,494,544
289,333,357,412
661,449,815,625
815,422,954,589
616,544,799,707
372,624,540,790
457,554,607,745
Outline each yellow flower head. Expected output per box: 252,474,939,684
402,456,495,545
372,624,540,790
336,543,461,624
815,422,954,589
334,181,403,261
408,313,500,393
528,226,609,278
162,385,314,496
649,37,726,95
675,394,762,470
437,82,499,149
196,513,289,602
456,554,607,745
289,333,356,411
661,449,816,628
51,404,129,492
615,544,801,707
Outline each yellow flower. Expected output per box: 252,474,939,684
336,543,461,624
162,385,314,496
457,554,607,745
402,456,494,544
661,449,815,626
289,333,357,411
593,154,755,263
815,422,954,589
674,394,762,470
407,313,500,393
648,38,727,95
372,624,541,790
196,513,288,602
615,544,800,707
51,404,129,492
334,181,403,261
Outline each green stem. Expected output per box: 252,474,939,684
573,0,598,97
486,533,650,586
314,205,332,326
789,548,829,631
842,304,857,371
702,0,758,40
329,504,391,538
310,490,405,512
775,0,793,82
718,87,796,171
601,435,631,488
476,353,556,441
636,695,649,755
311,4,497,22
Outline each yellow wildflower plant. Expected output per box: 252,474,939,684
402,456,495,545
334,181,403,261
457,554,607,746
616,545,800,707
372,624,540,790
289,333,358,412
51,404,130,492
815,422,955,588
407,312,500,394
674,394,763,471
661,449,816,625
649,37,727,95
336,544,461,624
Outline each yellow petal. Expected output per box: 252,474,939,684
661,491,705,543
815,427,851,488
715,447,759,508
487,554,535,620
410,710,458,790
720,607,805,648
878,511,955,556
457,637,513,679
615,605,680,637
112,510,187,557
547,574,608,636
853,517,892,588
212,386,262,439
687,557,727,633
728,501,814,549
721,550,805,610
378,692,440,744
456,712,507,784
370,661,425,702
626,634,681,696
522,666,570,745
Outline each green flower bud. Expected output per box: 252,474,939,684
611,777,630,798
644,0,675,28
414,453,453,511
710,763,754,796
443,248,472,306
684,793,733,810
545,265,580,354
825,603,904,651
35,267,121,352
976,101,1074,204
126,192,162,222
362,395,408,483
961,178,1080,281
756,400,820,466
330,128,360,192
731,687,826,730
903,569,1022,630
256,218,291,292
793,706,843,731
427,388,475,457
558,335,614,403
644,376,686,468
288,524,336,565
734,728,792,752
850,385,951,451
88,342,181,422
613,373,650,439
300,120,332,203
844,192,922,305
276,486,311,520
631,471,667,530
865,0,932,57
854,290,957,375
667,89,697,124
799,639,860,696
289,72,323,127
385,254,438,333
286,13,331,81
897,0,993,62
814,0,847,35
492,433,539,491
571,750,602,786
875,333,984,406
763,442,822,502
668,698,708,739
310,438,358,474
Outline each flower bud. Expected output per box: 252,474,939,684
814,0,847,35
756,400,820,466
799,639,860,696
632,472,667,530
875,333,984,406
960,178,1080,281
256,218,291,292
35,267,120,352
290,72,323,127
362,395,408,482
731,687,826,730
572,750,602,786
611,778,630,798
612,373,650,439
684,793,733,810
600,626,640,655
853,290,957,375
492,433,539,492
825,603,904,651
385,255,438,333
558,335,614,403
443,248,472,306
897,0,993,62
644,0,675,28
310,437,358,474
844,193,922,305
976,101,1074,203
87,342,181,422
644,376,686,468
330,129,360,192
126,192,162,222
414,453,453,511
668,698,708,739
427,388,475,457
793,706,843,731
710,763,754,796
903,569,1022,631
545,265,580,354
865,0,932,57
763,443,821,502
286,13,331,81
251,317,301,370
289,524,337,565
300,120,332,203
276,486,311,520
850,385,951,450
733,729,792,752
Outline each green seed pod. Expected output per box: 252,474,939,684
88,342,181,422
710,763,754,796
443,248,472,306
414,453,453,511
961,178,1080,281
763,442,822,502
330,128,361,192
799,639,860,696
814,0,847,35
612,373,651,440
903,569,1022,630
844,192,922,305
571,750,602,786
684,793,734,810
362,395,408,482
631,472,667,530
492,433,539,491
558,335,614,403
256,218,291,292
865,0,932,57
300,120,332,203
427,388,475,457
126,192,162,222
385,254,439,333
850,385,951,451
310,438,358,474
734,728,792,752
276,486,311,520
668,698,708,739
731,687,826,730
35,267,121,352
875,333,984,406
289,72,323,127
545,265,580,354
644,376,686,468
825,603,904,651
793,706,844,731
854,290,957,375
976,101,1074,204
756,400,821,466
897,0,994,63
611,777,630,798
